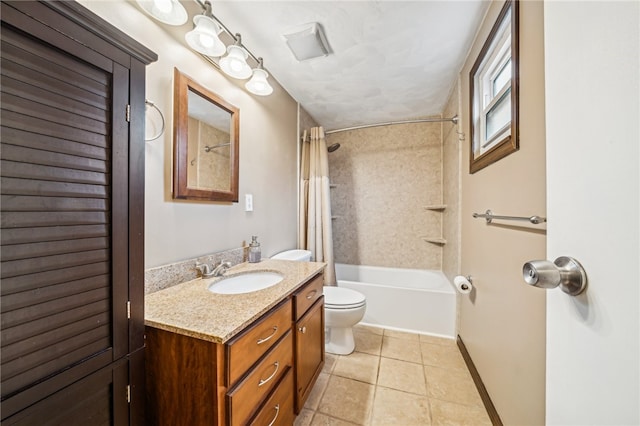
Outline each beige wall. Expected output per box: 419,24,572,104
327,122,444,269
79,1,299,268
457,1,547,424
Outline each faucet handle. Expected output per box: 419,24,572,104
195,262,212,277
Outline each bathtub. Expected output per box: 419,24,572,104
335,263,456,338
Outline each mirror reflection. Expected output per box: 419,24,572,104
173,68,239,202
187,90,231,191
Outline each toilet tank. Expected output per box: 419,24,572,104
270,249,312,262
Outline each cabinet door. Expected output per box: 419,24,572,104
294,297,325,413
0,2,155,422
1,359,129,426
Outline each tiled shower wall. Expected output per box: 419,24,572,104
187,117,230,189
326,121,444,270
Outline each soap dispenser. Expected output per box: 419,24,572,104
248,236,261,263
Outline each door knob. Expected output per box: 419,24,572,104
523,256,587,296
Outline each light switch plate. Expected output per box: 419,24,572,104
245,194,253,212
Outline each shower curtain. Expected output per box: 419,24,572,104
298,127,336,285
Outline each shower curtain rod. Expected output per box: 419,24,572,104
324,115,458,135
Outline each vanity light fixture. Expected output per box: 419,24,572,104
245,58,273,96
219,34,253,79
143,0,274,96
184,1,226,57
136,0,188,26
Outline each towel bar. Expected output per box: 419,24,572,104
472,210,546,225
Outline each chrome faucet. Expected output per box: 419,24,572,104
195,262,214,278
211,260,232,277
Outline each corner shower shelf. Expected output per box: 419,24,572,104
424,204,447,211
329,183,338,188
422,237,447,245
331,215,340,220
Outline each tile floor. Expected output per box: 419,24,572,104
294,325,492,426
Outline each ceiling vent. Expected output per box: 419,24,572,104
282,22,331,61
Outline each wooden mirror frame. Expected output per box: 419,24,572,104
173,68,239,201
469,0,519,174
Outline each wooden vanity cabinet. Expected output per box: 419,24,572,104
226,300,293,426
292,275,325,413
145,271,325,425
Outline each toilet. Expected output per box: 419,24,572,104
322,286,366,355
270,249,367,355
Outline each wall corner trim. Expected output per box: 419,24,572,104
457,335,503,426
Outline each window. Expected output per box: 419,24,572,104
470,0,519,173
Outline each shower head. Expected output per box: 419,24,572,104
327,143,341,153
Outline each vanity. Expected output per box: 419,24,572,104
144,259,325,425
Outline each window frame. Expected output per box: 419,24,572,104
469,0,519,173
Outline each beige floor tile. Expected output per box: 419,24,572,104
425,366,483,407
311,413,360,425
295,408,315,426
430,399,492,426
333,351,380,384
304,372,331,411
323,353,338,374
383,329,421,341
354,330,383,355
371,386,431,425
381,336,422,363
353,324,384,335
377,357,427,395
317,376,375,425
421,342,467,371
419,334,457,346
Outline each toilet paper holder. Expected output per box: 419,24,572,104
522,256,587,296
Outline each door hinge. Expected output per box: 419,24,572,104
126,385,131,403
126,104,131,122
127,301,131,319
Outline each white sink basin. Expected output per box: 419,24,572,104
207,271,284,295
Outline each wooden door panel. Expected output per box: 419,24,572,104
0,1,156,422
295,297,325,412
2,359,128,426
0,20,121,407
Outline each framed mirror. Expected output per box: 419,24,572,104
469,0,519,173
173,68,239,201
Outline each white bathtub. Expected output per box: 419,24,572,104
335,263,456,338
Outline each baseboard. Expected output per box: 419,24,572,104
457,335,503,426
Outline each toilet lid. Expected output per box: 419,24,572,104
323,286,366,309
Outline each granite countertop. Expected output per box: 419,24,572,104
145,259,326,344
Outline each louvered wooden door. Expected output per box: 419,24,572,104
0,1,155,423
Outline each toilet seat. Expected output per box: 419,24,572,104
323,286,366,310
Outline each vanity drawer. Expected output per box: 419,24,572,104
248,368,295,426
293,273,323,320
227,299,292,386
227,331,292,426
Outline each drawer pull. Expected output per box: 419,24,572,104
306,289,318,300
298,326,307,334
256,326,278,345
258,361,280,387
267,404,280,426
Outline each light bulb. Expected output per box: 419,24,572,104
185,15,226,57
230,59,244,72
152,0,172,14
199,33,214,48
220,44,252,79
245,68,273,96
136,0,187,25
